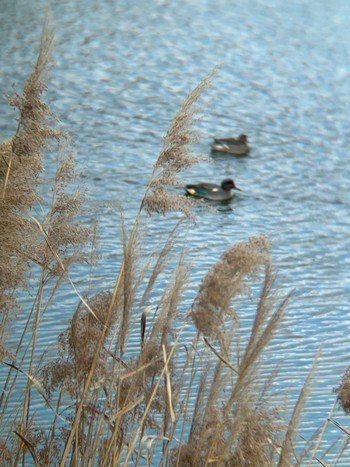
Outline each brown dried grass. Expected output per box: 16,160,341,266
0,16,340,467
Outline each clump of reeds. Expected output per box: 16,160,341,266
0,15,95,465
0,16,343,467
26,57,217,466
167,235,292,466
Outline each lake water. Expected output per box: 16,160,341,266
1,0,350,465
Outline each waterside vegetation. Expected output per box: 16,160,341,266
1,17,350,467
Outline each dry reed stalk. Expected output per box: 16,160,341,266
118,253,189,463
139,219,185,308
277,353,319,467
116,210,144,356
122,323,186,466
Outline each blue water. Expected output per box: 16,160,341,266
1,0,350,464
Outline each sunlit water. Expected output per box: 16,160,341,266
1,0,350,464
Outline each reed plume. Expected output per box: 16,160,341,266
142,71,215,217
170,236,292,466
0,16,62,333
335,366,350,414
42,291,116,399
191,235,271,346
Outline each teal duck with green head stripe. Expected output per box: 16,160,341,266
185,178,241,201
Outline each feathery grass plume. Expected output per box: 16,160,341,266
335,366,350,414
41,291,118,399
9,139,95,424
228,405,282,467
34,144,94,275
0,15,62,330
170,352,282,466
142,70,215,216
2,12,60,198
15,142,96,447
206,265,290,464
191,235,271,344
168,236,293,466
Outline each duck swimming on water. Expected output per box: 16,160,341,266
211,134,250,156
185,178,241,201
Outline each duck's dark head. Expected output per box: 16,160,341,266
221,178,242,191
238,134,248,143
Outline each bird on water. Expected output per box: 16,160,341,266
185,178,241,201
211,134,249,156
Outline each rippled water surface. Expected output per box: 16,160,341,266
1,0,350,464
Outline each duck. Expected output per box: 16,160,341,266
211,134,249,156
185,178,241,201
